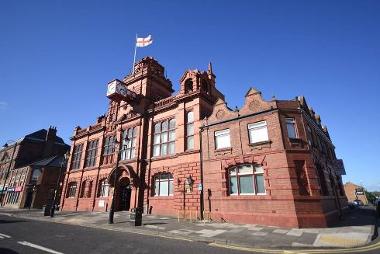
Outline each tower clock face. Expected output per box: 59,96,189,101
107,82,116,96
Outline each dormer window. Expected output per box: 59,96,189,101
185,79,193,93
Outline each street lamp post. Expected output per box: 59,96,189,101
108,126,123,224
50,151,70,217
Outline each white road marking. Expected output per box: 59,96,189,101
0,233,11,238
17,241,64,254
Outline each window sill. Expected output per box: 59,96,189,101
120,158,138,163
151,154,177,161
84,166,98,171
149,196,174,200
249,140,271,149
230,193,266,196
289,138,302,143
226,194,268,199
215,147,232,152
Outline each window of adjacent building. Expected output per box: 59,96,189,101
71,144,83,169
215,129,231,149
31,169,41,182
186,111,194,150
248,121,269,144
153,119,176,157
229,164,265,195
67,182,77,198
98,179,109,197
121,127,137,160
154,173,174,196
85,140,98,168
285,118,297,139
6,192,20,204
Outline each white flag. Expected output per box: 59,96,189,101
136,35,153,47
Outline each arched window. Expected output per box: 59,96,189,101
229,165,265,195
184,79,193,93
66,182,77,198
153,173,174,196
98,179,109,197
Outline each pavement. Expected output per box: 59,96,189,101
0,205,378,251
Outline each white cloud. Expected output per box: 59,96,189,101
0,101,8,110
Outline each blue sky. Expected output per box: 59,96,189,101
0,1,379,190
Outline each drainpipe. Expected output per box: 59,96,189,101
199,126,205,220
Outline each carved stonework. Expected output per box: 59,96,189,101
248,100,259,111
216,110,225,120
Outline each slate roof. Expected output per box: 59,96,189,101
24,129,65,144
31,155,66,168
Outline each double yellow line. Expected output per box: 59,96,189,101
209,240,380,254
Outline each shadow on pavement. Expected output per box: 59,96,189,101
0,248,19,254
143,222,168,226
331,206,376,227
0,219,26,224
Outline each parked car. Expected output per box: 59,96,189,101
353,199,364,206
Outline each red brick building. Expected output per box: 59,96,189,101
60,57,347,228
344,182,368,205
0,127,70,208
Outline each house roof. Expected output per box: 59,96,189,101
25,129,65,144
31,155,66,168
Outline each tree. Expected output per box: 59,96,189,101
365,191,377,204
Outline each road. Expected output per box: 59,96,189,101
0,214,251,254
0,214,379,254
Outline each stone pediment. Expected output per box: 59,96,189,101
240,87,275,115
207,98,238,123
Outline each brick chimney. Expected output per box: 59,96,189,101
46,126,57,141
43,126,57,157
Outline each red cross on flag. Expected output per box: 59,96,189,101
136,35,153,47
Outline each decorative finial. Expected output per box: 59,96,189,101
208,62,213,74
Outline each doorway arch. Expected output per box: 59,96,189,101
116,177,131,211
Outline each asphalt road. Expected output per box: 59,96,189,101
0,214,379,254
0,214,252,254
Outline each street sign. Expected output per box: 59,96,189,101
198,183,203,191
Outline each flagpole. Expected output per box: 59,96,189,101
132,34,137,75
